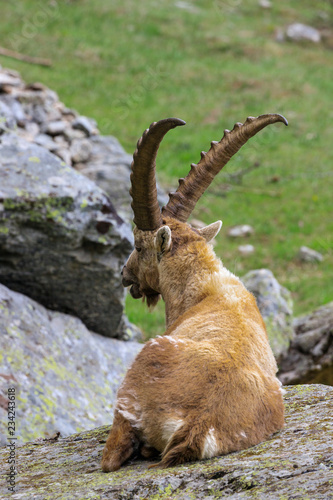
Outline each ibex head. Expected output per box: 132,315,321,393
122,114,287,308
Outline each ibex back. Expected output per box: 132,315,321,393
101,114,288,471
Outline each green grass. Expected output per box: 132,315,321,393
1,0,332,339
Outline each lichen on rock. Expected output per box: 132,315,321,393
0,385,331,499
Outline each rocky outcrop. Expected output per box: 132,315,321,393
0,283,142,446
0,67,167,224
242,269,294,360
279,301,333,385
0,384,332,499
0,133,134,338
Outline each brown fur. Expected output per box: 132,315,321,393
101,217,284,472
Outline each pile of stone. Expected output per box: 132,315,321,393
0,66,167,223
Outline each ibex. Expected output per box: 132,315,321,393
101,114,288,471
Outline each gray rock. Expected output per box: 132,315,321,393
238,244,254,256
72,115,98,136
0,95,26,126
298,245,323,263
46,120,68,136
0,384,332,499
34,133,58,151
286,23,321,43
0,101,16,134
53,146,72,166
242,269,294,359
227,224,254,238
0,133,133,338
63,127,86,143
16,121,40,142
0,283,142,446
0,72,22,89
70,138,92,163
258,0,271,8
279,301,333,385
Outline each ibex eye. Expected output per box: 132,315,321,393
135,247,142,253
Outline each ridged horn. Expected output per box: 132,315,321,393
130,118,186,231
162,113,288,222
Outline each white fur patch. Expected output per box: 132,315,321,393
240,431,247,439
162,418,184,444
117,397,141,428
277,379,286,395
202,427,219,459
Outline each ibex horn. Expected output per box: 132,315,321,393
162,113,288,222
130,118,186,231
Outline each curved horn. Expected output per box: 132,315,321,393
162,113,288,222
130,118,186,231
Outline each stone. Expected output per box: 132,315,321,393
34,133,58,151
279,301,333,385
70,138,92,163
227,224,254,238
0,101,16,134
46,120,68,136
238,244,254,256
298,245,323,263
72,116,98,136
63,127,86,143
0,72,22,90
53,146,72,166
258,0,271,7
0,95,26,126
0,133,133,338
0,283,142,446
16,121,40,142
0,384,332,499
286,23,321,43
242,269,294,359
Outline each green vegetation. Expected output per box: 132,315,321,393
1,0,332,339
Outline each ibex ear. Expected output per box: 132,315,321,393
198,220,222,242
155,226,172,261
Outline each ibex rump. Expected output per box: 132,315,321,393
101,114,287,471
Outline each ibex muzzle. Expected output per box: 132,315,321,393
102,114,288,471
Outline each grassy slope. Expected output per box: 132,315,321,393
1,0,332,338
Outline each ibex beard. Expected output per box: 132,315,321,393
101,114,288,471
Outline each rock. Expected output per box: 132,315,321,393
0,72,22,90
53,146,72,166
0,67,169,224
16,121,40,142
0,95,26,126
286,23,321,43
242,269,294,359
227,224,254,238
0,133,134,338
70,138,92,163
278,301,333,385
1,384,332,499
258,0,271,8
0,101,16,133
46,120,68,136
238,244,254,256
298,245,323,263
63,127,86,143
34,133,58,151
72,115,98,136
0,283,142,447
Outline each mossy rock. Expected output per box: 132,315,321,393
0,385,332,499
0,133,134,338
